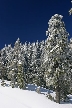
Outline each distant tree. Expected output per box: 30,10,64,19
26,42,33,84
69,1,72,15
0,45,8,80
10,69,16,88
32,40,43,86
17,60,26,89
22,42,28,84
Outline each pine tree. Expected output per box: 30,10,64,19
45,14,69,103
38,41,46,87
68,1,72,94
30,42,37,84
68,38,72,94
0,45,8,80
17,60,26,89
69,1,72,15
6,44,15,81
32,40,42,86
22,42,28,85
26,42,33,84
10,69,15,88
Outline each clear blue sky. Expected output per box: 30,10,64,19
0,0,72,49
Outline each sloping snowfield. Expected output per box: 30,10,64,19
0,80,72,108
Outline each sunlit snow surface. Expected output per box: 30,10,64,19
0,80,72,108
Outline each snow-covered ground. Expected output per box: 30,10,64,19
0,79,72,108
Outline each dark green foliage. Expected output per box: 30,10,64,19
1,77,5,86
17,61,26,89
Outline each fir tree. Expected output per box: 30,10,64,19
69,1,72,15
45,14,69,103
17,60,26,89
10,69,15,88
26,42,33,84
68,38,72,94
32,40,42,86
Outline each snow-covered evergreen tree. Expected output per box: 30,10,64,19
17,60,26,89
45,14,69,103
0,45,8,80
38,41,46,87
69,1,72,15
26,42,33,84
6,44,15,80
32,40,45,87
68,38,72,94
30,42,37,84
10,69,15,88
22,42,28,84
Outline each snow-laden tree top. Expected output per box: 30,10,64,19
46,14,69,39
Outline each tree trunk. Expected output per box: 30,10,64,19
56,91,60,104
55,70,60,104
56,86,60,104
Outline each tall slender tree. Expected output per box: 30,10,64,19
17,60,26,89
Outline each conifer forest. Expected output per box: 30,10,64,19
0,2,72,104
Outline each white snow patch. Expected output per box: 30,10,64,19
0,80,72,108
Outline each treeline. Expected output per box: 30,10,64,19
0,38,46,88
